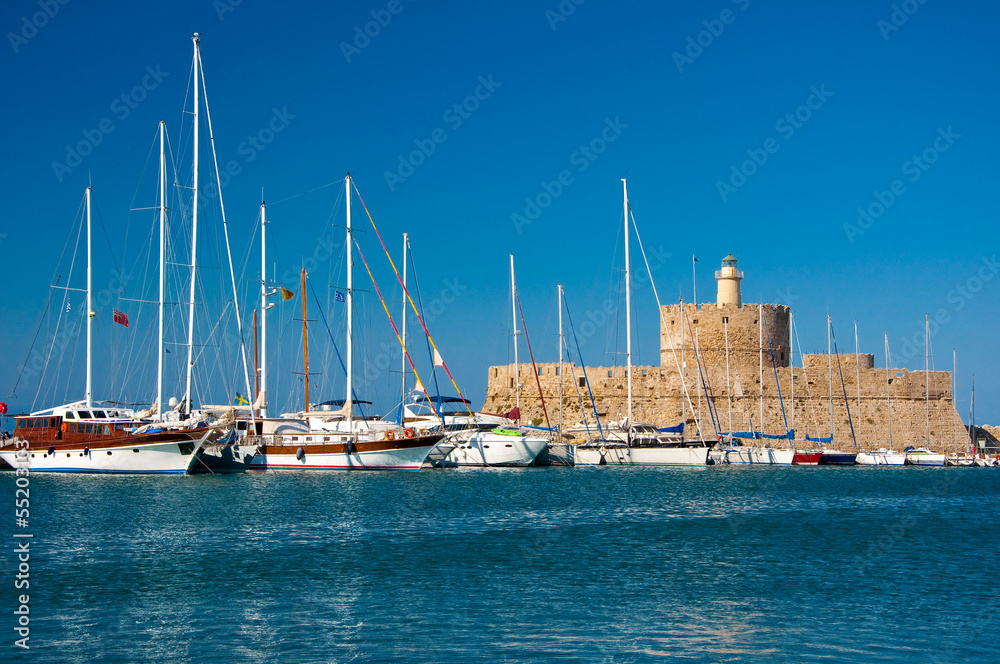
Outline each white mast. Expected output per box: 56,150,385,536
157,122,166,419
401,233,408,414
789,311,795,436
346,174,353,430
885,332,892,450
680,297,685,432
925,314,930,447
696,328,702,437
85,186,93,408
198,34,254,418
952,348,957,449
183,33,200,414
759,304,764,436
510,254,519,419
558,283,564,436
259,200,268,418
725,315,732,433
855,321,861,443
622,178,632,431
828,313,834,442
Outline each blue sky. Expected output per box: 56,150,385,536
1,0,997,425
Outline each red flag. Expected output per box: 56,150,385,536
0,402,7,415
113,310,129,328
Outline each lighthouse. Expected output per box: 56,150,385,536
715,253,743,308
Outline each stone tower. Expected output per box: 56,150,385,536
716,253,743,308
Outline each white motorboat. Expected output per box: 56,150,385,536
857,448,906,465
904,447,946,466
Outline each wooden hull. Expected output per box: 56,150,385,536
0,428,212,474
253,433,443,471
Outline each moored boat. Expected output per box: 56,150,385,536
818,450,858,465
792,450,823,465
904,447,946,466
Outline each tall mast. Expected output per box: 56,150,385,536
183,33,200,414
952,348,957,449
828,314,834,442
681,297,685,432
622,178,632,430
759,304,764,436
510,254,519,419
260,201,268,418
696,328,702,436
884,333,892,450
85,186,93,408
301,268,309,412
558,284,564,436
789,312,795,436
855,321,861,443
725,315,732,433
346,174,353,430
401,233,408,417
925,314,930,447
157,122,166,418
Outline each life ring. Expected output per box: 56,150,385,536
404,428,414,439
62,422,69,433
386,430,394,441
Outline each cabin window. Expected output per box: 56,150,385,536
578,377,586,387
80,411,92,419
33,418,41,428
94,410,107,419
323,437,330,442
103,425,111,435
306,437,313,442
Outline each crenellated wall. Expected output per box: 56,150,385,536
482,299,968,452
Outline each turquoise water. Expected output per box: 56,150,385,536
3,466,998,663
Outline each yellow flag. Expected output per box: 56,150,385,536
280,288,295,300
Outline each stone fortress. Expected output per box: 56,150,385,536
482,254,977,454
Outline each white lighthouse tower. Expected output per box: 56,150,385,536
716,253,743,308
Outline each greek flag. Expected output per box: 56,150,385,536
335,290,345,303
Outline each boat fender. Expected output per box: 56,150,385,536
386,430,395,441
295,447,305,461
404,428,414,439
83,447,90,457
48,446,55,456
598,445,607,455
62,423,69,433
345,441,357,455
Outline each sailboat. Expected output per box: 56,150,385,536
857,333,906,465
818,315,858,465
905,315,945,466
422,255,548,467
0,187,213,474
253,175,443,470
616,178,708,466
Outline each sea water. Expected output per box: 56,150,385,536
3,466,997,663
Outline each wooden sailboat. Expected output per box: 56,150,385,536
0,187,212,474
253,175,443,470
